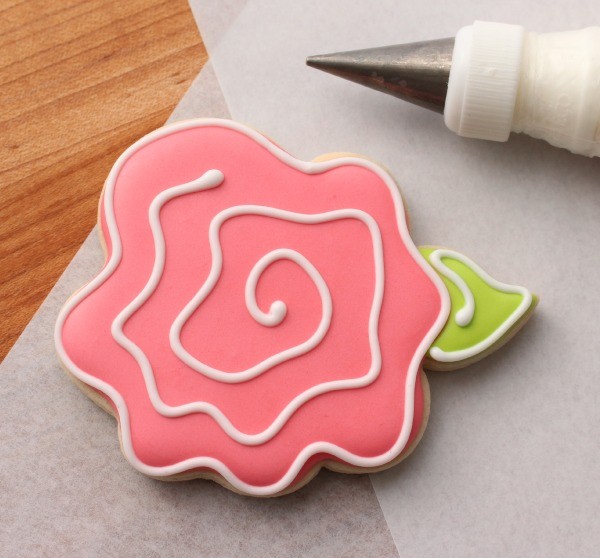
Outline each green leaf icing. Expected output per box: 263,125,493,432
419,247,534,364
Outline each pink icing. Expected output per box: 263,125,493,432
57,120,447,495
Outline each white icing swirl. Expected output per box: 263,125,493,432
103,169,387,445
428,249,475,327
175,243,333,383
170,206,383,384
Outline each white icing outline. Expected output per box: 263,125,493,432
55,119,450,496
427,249,533,363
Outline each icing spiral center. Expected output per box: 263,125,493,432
171,205,377,384
245,248,332,331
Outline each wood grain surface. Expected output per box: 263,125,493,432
0,0,207,360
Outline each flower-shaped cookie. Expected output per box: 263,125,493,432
56,119,535,496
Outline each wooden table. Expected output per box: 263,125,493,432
0,0,207,360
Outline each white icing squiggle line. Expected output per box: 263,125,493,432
428,250,475,327
171,206,383,384
428,249,533,363
112,196,384,443
54,119,451,496
245,249,306,328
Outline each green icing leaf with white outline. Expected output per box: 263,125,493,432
419,247,535,366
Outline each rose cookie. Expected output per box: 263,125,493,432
55,119,537,496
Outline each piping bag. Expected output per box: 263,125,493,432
307,21,600,157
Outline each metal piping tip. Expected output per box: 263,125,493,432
306,38,454,114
